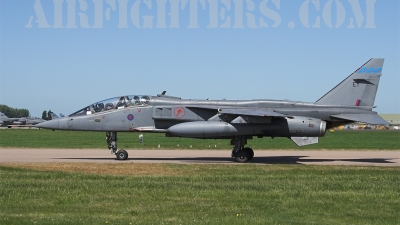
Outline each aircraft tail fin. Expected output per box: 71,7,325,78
0,112,8,119
50,112,59,120
315,58,384,107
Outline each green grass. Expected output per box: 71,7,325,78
0,164,399,224
0,129,399,150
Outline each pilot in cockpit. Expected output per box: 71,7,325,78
116,96,130,109
126,97,133,107
105,103,114,110
133,96,140,105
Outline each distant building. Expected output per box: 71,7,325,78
379,114,400,125
379,114,400,130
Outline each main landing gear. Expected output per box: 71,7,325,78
105,132,253,163
106,132,128,160
231,136,254,163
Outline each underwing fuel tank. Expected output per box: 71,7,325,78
168,121,242,138
167,117,326,138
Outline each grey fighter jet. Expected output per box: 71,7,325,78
17,116,46,125
0,112,46,127
0,112,21,126
36,58,389,162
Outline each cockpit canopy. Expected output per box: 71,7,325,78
69,95,151,117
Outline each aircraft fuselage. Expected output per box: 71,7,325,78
41,97,373,134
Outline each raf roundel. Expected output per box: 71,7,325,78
127,114,134,121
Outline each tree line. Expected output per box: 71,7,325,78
0,104,56,121
0,104,30,118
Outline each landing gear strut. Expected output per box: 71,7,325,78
106,132,128,160
231,136,254,163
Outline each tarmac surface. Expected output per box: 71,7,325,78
0,149,399,166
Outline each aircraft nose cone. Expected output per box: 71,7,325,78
35,119,59,130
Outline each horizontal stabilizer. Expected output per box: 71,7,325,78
220,109,286,117
331,113,389,125
291,137,319,146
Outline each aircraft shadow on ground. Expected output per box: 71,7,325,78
57,156,396,165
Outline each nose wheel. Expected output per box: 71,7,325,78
106,132,129,160
116,149,128,160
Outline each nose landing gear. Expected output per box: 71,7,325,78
106,132,129,160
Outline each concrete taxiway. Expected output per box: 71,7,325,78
0,149,399,166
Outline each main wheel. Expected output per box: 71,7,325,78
116,149,128,160
243,147,254,160
235,149,250,163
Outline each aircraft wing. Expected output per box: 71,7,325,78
219,108,287,117
331,113,389,125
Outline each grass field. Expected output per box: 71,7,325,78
0,164,399,224
0,129,399,150
1,130,399,224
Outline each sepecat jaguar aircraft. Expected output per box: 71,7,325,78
36,58,389,162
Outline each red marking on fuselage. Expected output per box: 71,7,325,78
174,107,186,118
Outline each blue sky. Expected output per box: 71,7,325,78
1,0,399,117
